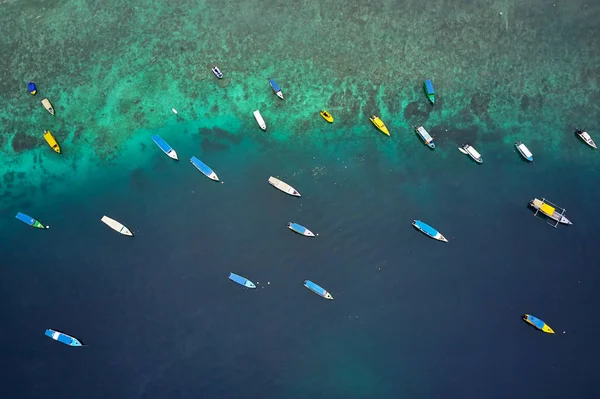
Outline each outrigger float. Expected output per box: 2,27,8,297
529,198,572,227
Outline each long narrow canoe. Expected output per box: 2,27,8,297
43,130,61,154
28,81,37,95
41,98,54,115
44,329,84,346
152,135,178,160
254,110,266,131
412,220,448,242
101,216,133,236
424,79,435,104
269,78,284,99
268,176,301,197
190,156,221,182
522,314,555,334
229,272,256,288
15,212,48,228
303,280,333,300
287,222,316,237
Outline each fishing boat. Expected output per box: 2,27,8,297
212,66,223,79
320,110,334,123
370,115,390,136
43,131,61,154
253,110,266,130
515,142,533,161
15,212,48,229
575,129,597,149
269,78,284,99
412,220,448,242
303,280,333,300
172,108,178,115
44,329,84,346
190,156,220,182
229,272,256,288
28,81,37,95
458,144,482,163
101,216,133,236
529,198,572,227
41,98,54,115
287,222,315,237
152,134,178,160
424,79,435,104
268,176,301,197
522,314,555,334
414,126,435,149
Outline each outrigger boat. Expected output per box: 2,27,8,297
41,98,54,115
15,212,48,229
414,126,435,149
515,142,533,161
370,115,390,136
304,280,333,300
212,66,223,79
529,198,572,227
229,272,256,288
522,314,555,334
101,216,133,236
287,222,316,237
268,176,301,197
575,129,597,149
424,79,435,104
152,134,178,160
43,130,61,154
320,110,334,123
269,78,284,99
28,81,37,95
412,220,448,242
254,110,266,131
190,156,221,182
45,329,85,346
458,144,482,163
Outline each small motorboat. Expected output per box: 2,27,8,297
152,134,178,160
515,142,533,161
45,329,84,346
575,129,597,149
522,314,555,334
414,126,435,149
412,220,448,242
43,131,61,154
304,280,333,300
15,212,48,229
190,156,221,182
370,115,390,136
253,110,266,131
287,222,315,237
28,81,37,95
41,98,54,115
458,144,482,163
529,198,572,227
101,216,133,236
268,176,301,197
424,79,435,104
212,66,223,79
229,272,256,289
320,110,334,123
269,78,283,99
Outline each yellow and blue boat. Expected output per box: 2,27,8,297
370,115,389,136
43,130,61,154
28,81,37,95
320,110,334,123
522,314,555,334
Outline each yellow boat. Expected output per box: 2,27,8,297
370,115,389,136
43,131,61,154
523,314,555,334
320,110,334,123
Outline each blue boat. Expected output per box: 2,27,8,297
424,79,435,104
287,222,316,237
269,78,284,99
229,272,256,288
414,126,435,149
152,135,178,160
27,81,37,95
15,212,47,229
190,156,221,182
44,329,84,346
304,280,333,300
412,220,448,242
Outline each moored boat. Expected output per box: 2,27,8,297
458,144,482,163
529,198,572,227
575,129,597,149
44,329,84,346
15,212,48,229
212,66,223,79
152,134,178,160
229,272,256,288
424,79,435,104
101,215,133,236
370,115,390,136
41,98,54,115
320,110,334,123
412,220,448,242
515,142,533,161
269,78,284,99
268,176,301,197
190,156,221,182
303,280,333,300
253,110,266,131
287,222,315,237
522,314,555,334
28,81,37,95
43,130,61,154
414,126,435,149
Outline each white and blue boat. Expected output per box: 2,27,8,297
229,272,256,288
15,212,47,229
190,156,221,182
515,142,533,161
414,126,435,149
152,135,178,160
412,220,448,242
287,222,315,237
212,66,223,79
303,280,333,300
269,78,284,99
44,329,84,347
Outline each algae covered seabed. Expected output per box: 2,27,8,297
1,0,599,398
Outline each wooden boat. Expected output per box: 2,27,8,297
287,222,316,237
575,129,597,149
529,198,572,227
190,156,221,182
41,98,54,115
253,110,266,131
101,216,133,236
414,126,435,149
268,176,301,196
28,81,37,95
269,78,284,99
44,329,85,346
320,110,334,123
458,144,482,163
424,79,435,104
412,220,447,242
43,131,61,154
15,212,48,229
212,66,223,79
522,314,555,334
152,134,178,160
515,142,533,161
229,273,256,288
370,115,389,136
304,280,333,300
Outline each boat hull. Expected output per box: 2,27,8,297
101,216,133,236
412,220,447,242
229,273,256,288
28,81,37,95
370,116,390,136
515,142,533,161
41,98,54,115
152,134,178,160
15,212,46,228
577,130,597,149
320,110,334,123
269,78,283,99
415,126,435,149
253,110,266,130
268,176,301,197
45,329,83,346
530,198,572,226
522,314,555,334
212,66,223,79
190,156,220,182
43,131,61,154
304,280,333,299
424,79,435,105
287,222,315,237
459,145,482,163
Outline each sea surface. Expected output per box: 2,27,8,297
1,0,599,398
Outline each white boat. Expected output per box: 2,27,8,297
268,176,301,197
458,144,483,163
101,216,133,236
515,142,533,161
576,129,597,149
212,66,223,79
253,110,266,131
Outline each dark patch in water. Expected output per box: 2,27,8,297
11,132,37,153
130,167,151,191
470,92,490,117
211,104,219,114
520,94,530,111
403,101,430,124
3,172,15,184
198,127,242,145
201,139,229,152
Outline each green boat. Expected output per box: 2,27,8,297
424,79,435,105
15,212,47,228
